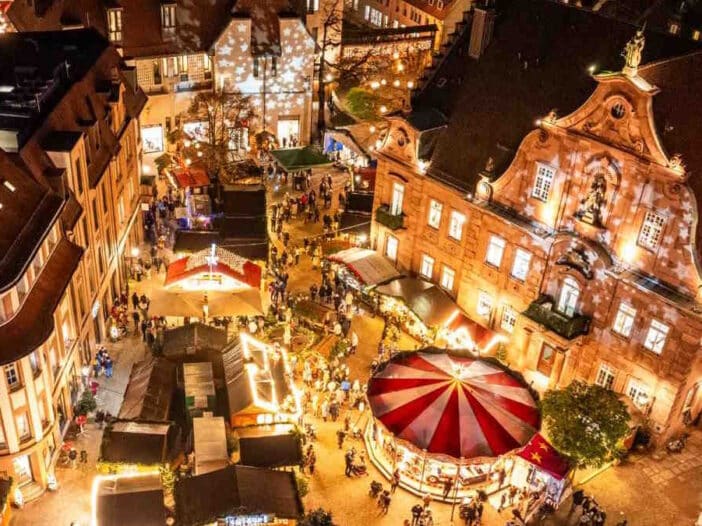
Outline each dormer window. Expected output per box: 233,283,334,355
107,8,123,43
161,3,176,41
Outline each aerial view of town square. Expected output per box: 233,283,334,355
1,0,702,524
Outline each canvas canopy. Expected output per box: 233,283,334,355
328,247,402,287
270,146,333,171
376,277,458,327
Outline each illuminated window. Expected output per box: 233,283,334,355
366,6,383,26
390,182,404,216
440,265,455,292
448,210,466,241
612,303,636,338
16,414,30,439
427,199,442,229
532,163,555,202
643,319,669,354
419,254,434,279
638,211,666,251
477,292,493,319
511,248,531,281
385,235,398,261
537,344,556,376
627,379,650,408
306,0,319,12
107,9,122,43
161,3,176,41
557,276,580,317
501,306,517,333
595,363,616,390
485,235,506,268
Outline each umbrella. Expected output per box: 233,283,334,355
368,351,540,460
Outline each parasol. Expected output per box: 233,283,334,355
368,351,540,460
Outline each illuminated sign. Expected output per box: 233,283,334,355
224,514,272,526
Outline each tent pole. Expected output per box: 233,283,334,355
418,449,428,493
450,457,463,521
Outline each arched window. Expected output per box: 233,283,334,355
557,277,580,318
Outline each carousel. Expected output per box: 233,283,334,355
365,349,541,502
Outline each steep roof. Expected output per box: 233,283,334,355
8,0,236,59
412,0,701,192
231,0,297,56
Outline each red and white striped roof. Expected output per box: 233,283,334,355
368,351,540,460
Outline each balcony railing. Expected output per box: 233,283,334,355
375,204,404,230
523,295,591,340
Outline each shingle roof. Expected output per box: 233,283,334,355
412,0,701,192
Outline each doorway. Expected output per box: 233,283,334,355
277,118,300,148
13,455,33,486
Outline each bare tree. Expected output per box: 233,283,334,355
316,0,344,139
177,90,257,182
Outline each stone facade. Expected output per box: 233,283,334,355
372,65,702,442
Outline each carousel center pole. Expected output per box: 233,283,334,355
418,448,428,493
450,457,464,522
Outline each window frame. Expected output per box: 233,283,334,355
557,276,580,318
440,265,455,292
427,199,442,229
485,235,506,268
4,364,20,391
390,182,404,216
476,291,493,319
595,363,616,390
419,254,434,279
501,305,517,333
537,343,556,376
637,210,666,251
448,210,466,241
643,318,669,354
106,8,123,43
385,235,399,262
612,302,636,338
532,162,555,202
510,248,531,282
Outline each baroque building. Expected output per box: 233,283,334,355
371,0,702,441
0,29,145,497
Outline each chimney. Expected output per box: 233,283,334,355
468,4,496,59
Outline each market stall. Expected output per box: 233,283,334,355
440,311,507,354
366,350,540,502
270,146,333,191
510,433,571,506
327,247,402,291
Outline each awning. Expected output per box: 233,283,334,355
328,247,402,287
147,288,263,318
165,246,262,290
376,277,458,327
516,433,570,480
174,165,209,188
270,146,333,172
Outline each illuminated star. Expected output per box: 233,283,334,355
538,442,549,452
530,452,543,463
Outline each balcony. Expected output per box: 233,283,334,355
375,205,404,230
523,295,591,340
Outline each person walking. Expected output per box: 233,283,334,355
390,468,401,494
337,429,346,449
411,504,423,526
104,355,113,378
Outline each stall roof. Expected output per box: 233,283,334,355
173,165,209,189
328,247,402,287
237,424,302,468
516,433,570,480
162,323,227,357
118,356,176,422
270,146,333,172
95,474,165,526
447,312,501,350
174,465,304,525
100,421,173,465
164,247,262,290
377,277,458,327
339,211,371,237
192,416,229,475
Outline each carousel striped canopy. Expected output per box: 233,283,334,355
367,351,540,460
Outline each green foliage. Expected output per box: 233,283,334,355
154,153,173,175
541,381,631,468
330,338,349,359
76,389,97,416
299,508,336,526
344,88,384,122
295,472,310,498
159,466,176,496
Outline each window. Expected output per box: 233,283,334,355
152,60,162,85
501,306,517,333
253,58,260,78
485,235,506,268
161,3,176,41
16,414,30,440
440,265,455,291
537,344,556,376
532,163,555,202
385,235,398,261
306,0,319,11
477,292,493,319
420,254,434,279
448,211,466,241
107,8,123,42
627,379,650,408
427,200,442,229
643,319,669,354
4,364,20,390
595,364,616,390
366,6,383,26
638,211,666,251
511,249,531,281
557,277,580,317
28,352,40,376
612,303,636,338
390,182,404,216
